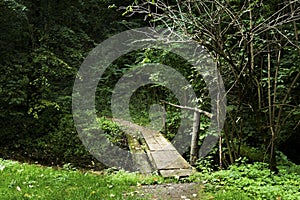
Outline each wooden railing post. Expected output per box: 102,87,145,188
160,100,212,166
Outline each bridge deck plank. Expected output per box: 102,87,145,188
113,118,194,177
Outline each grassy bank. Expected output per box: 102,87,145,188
1,158,299,199
0,159,162,200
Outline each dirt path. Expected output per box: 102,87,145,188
129,182,202,200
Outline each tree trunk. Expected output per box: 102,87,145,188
190,111,200,166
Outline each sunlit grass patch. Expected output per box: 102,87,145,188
0,159,155,200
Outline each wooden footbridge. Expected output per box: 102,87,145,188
113,118,195,177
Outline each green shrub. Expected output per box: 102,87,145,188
188,161,300,199
97,117,128,149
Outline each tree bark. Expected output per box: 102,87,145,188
190,111,200,166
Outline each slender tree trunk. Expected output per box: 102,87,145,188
190,111,200,166
162,103,167,135
218,134,222,169
267,50,278,173
224,122,234,164
248,0,254,76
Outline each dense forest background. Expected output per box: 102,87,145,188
0,0,299,172
0,0,142,169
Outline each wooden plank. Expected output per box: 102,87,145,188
159,168,195,178
150,150,191,169
141,130,174,151
132,153,154,174
124,128,154,174
144,140,175,151
112,118,194,177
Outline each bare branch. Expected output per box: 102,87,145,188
161,100,213,118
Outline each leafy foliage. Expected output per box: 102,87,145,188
0,0,139,168
129,0,300,169
0,0,299,192
189,159,300,199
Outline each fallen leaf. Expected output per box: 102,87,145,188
16,186,21,192
0,165,5,171
24,194,31,197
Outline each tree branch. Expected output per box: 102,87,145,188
161,100,213,118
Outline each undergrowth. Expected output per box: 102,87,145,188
188,158,300,200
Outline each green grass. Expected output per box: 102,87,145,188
1,158,300,200
0,159,163,200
